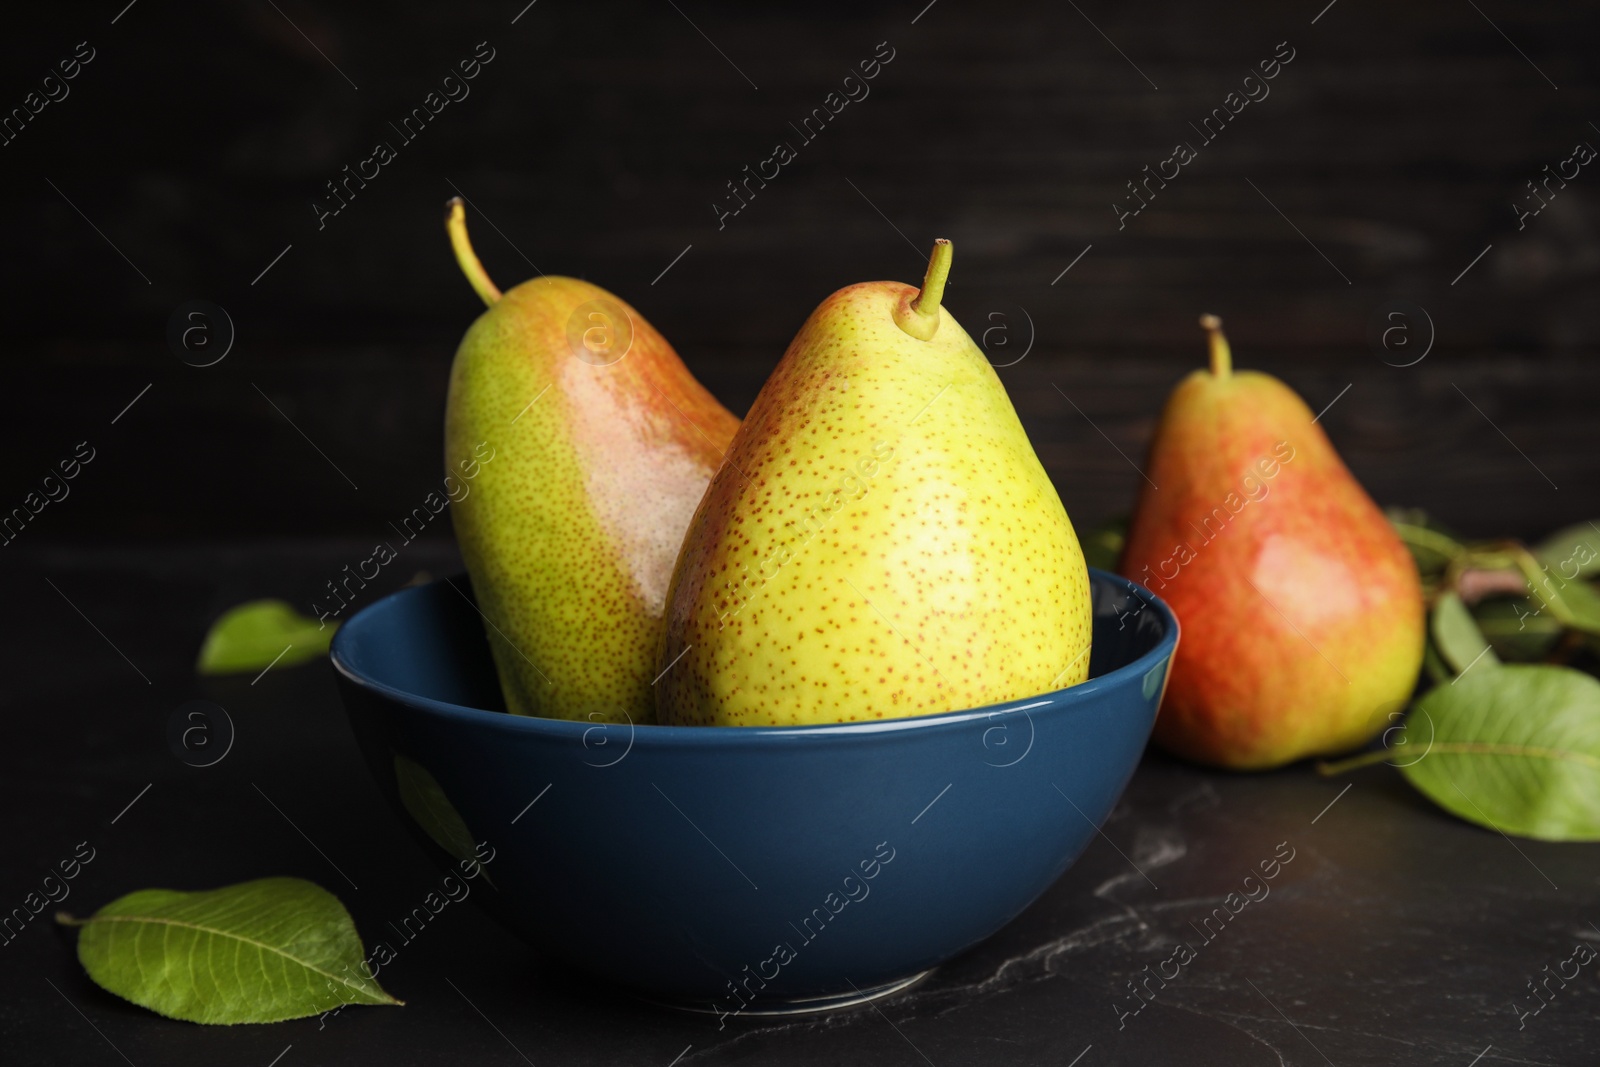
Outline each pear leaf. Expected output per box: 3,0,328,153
1533,520,1600,581
197,600,336,675
1422,637,1451,686
57,878,400,1024
1472,597,1564,662
1081,517,1127,573
394,754,489,884
1432,592,1500,675
1401,665,1600,841
1534,577,1600,637
1386,508,1465,576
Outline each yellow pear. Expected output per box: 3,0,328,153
656,240,1092,726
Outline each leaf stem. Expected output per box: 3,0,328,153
1316,748,1394,776
1509,545,1571,621
1390,521,1465,563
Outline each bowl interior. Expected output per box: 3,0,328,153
334,567,1174,731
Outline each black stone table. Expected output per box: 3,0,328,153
4,544,1595,1066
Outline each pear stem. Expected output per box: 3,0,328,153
1200,313,1232,378
446,197,501,307
911,239,952,318
894,238,952,341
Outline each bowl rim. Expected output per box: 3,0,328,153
330,566,1178,743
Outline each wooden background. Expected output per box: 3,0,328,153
1,0,1595,546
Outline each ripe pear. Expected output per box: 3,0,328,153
656,239,1092,727
442,200,739,723
1119,316,1424,769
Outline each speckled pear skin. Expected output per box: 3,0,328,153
445,276,738,724
1119,356,1424,770
656,279,1092,727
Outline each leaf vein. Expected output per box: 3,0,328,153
74,913,383,1001
1428,741,1600,771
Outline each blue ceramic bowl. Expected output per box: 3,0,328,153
332,568,1177,1015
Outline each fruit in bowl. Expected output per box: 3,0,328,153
658,239,1094,725
441,200,738,725
333,221,1172,1012
331,568,1176,1012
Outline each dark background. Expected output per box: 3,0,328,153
4,3,1599,1065
1,0,1595,552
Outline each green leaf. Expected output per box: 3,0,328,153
1519,560,1600,638
1422,637,1451,686
1081,516,1127,573
1472,597,1564,662
1385,507,1465,576
1402,665,1600,841
1534,520,1600,580
394,754,486,875
1431,592,1500,675
58,878,400,1024
197,600,336,675
1545,580,1600,637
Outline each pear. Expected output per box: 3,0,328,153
442,200,739,723
656,240,1092,727
1119,315,1424,769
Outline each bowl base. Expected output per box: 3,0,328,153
637,968,933,1018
